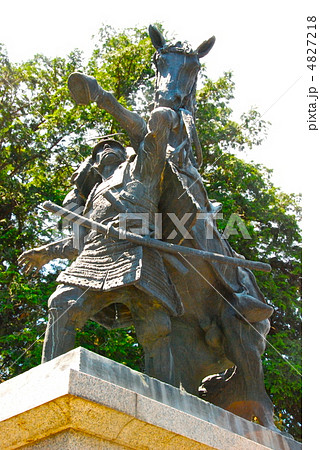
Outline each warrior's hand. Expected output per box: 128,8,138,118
68,72,103,106
18,247,50,276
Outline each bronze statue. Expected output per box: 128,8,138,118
19,25,277,430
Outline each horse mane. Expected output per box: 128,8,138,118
154,41,196,55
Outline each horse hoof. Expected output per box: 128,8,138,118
68,72,101,105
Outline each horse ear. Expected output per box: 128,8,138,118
196,36,216,58
149,25,166,50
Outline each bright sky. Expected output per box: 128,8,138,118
1,0,318,196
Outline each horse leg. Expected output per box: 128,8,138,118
132,106,180,182
68,72,147,151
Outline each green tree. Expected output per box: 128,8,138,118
0,26,154,377
0,25,301,440
196,76,301,438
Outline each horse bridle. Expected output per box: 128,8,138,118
153,47,203,168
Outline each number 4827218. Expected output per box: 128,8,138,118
307,16,317,71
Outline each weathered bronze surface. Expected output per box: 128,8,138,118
19,25,277,430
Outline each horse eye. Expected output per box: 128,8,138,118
185,64,199,78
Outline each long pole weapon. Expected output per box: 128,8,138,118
43,201,271,273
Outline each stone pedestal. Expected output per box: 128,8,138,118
0,347,301,449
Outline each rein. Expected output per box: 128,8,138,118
179,108,203,168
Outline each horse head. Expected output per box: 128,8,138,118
149,25,215,113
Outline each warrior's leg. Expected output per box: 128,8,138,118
42,284,100,363
130,294,174,385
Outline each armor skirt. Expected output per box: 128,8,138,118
57,232,182,316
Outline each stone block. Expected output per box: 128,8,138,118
0,347,301,449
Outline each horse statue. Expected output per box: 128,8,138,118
18,25,277,430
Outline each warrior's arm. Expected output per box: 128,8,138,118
18,238,79,275
18,187,83,275
68,72,147,151
43,238,79,260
